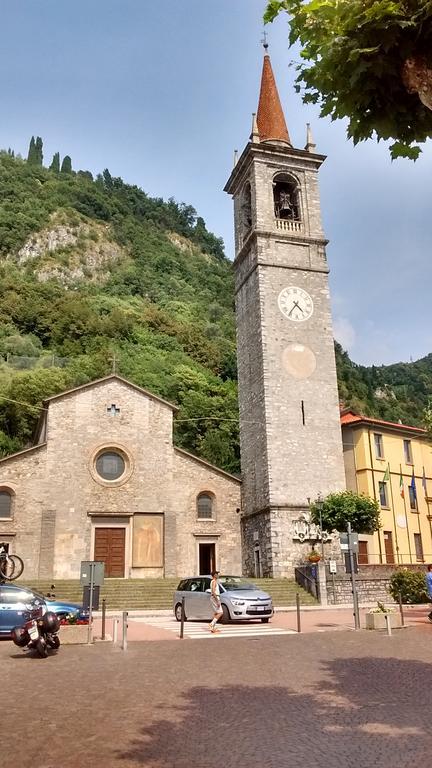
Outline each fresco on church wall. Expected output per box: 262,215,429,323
132,514,163,567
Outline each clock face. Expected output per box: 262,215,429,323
278,286,314,322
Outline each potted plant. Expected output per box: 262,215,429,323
59,612,90,644
365,601,402,630
307,549,321,563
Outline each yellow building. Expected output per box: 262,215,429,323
341,410,432,565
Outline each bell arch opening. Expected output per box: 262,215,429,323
273,173,301,221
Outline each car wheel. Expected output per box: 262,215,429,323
175,603,187,622
221,605,230,624
261,618,270,623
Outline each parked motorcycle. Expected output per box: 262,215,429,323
11,605,61,657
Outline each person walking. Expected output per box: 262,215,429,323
209,570,223,633
426,564,432,622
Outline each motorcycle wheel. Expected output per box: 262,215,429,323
36,637,49,658
47,635,60,649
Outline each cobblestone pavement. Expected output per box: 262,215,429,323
2,627,432,768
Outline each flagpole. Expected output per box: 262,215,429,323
401,463,413,563
423,465,431,561
387,462,400,564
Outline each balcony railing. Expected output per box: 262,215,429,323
275,218,302,233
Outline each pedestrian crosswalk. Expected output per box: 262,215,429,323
131,616,295,639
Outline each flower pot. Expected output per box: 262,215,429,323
365,612,402,630
59,624,90,644
308,554,321,563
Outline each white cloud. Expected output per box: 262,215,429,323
333,317,356,352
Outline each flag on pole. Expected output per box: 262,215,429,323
410,470,417,501
383,464,390,482
422,466,428,496
399,470,404,498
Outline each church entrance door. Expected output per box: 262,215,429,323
199,543,216,575
94,527,125,577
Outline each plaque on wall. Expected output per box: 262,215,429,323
133,514,163,567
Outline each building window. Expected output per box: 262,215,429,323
374,433,384,459
403,439,413,464
408,485,417,510
379,481,389,507
95,451,125,481
414,533,424,562
0,491,12,519
358,541,369,565
197,493,214,520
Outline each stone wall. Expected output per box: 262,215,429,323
326,574,393,605
325,564,428,605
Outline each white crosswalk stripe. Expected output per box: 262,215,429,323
131,616,295,639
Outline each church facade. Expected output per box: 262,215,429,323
0,375,241,580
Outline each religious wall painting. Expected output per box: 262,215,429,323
132,514,163,567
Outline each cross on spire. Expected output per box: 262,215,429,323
261,30,269,52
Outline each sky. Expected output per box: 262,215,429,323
1,0,431,367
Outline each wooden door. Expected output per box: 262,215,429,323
383,531,395,564
94,528,125,577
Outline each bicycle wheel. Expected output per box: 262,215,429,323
7,555,24,580
0,556,16,580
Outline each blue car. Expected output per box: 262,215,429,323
0,583,88,636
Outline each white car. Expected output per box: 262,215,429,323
173,575,274,623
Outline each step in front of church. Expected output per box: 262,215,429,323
18,578,318,610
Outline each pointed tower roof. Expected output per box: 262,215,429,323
256,53,291,145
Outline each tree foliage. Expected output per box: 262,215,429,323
264,0,432,159
310,490,381,534
0,145,237,470
388,568,428,603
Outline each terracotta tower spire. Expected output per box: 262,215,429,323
256,49,291,145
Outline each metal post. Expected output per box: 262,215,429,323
296,592,301,633
121,611,128,651
180,597,185,639
101,598,106,640
384,613,392,636
398,593,405,627
87,561,94,644
113,618,118,645
347,522,360,630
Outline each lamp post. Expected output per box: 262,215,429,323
316,493,325,561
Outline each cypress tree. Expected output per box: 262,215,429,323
60,155,72,174
27,136,37,164
35,136,43,166
50,152,60,173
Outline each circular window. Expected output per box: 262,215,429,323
95,451,125,481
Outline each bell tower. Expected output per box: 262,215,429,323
224,49,345,576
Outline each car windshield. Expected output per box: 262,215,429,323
219,576,256,591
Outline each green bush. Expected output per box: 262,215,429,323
388,569,428,604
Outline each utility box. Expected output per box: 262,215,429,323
80,560,105,587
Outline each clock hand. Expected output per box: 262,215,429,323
291,300,304,315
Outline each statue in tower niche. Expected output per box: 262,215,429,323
225,47,345,578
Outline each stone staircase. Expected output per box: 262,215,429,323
20,577,318,610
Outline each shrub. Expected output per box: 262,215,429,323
388,569,428,604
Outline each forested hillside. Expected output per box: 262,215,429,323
0,141,430,473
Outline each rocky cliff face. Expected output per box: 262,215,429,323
15,212,125,285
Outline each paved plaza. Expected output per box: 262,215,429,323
2,623,432,768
